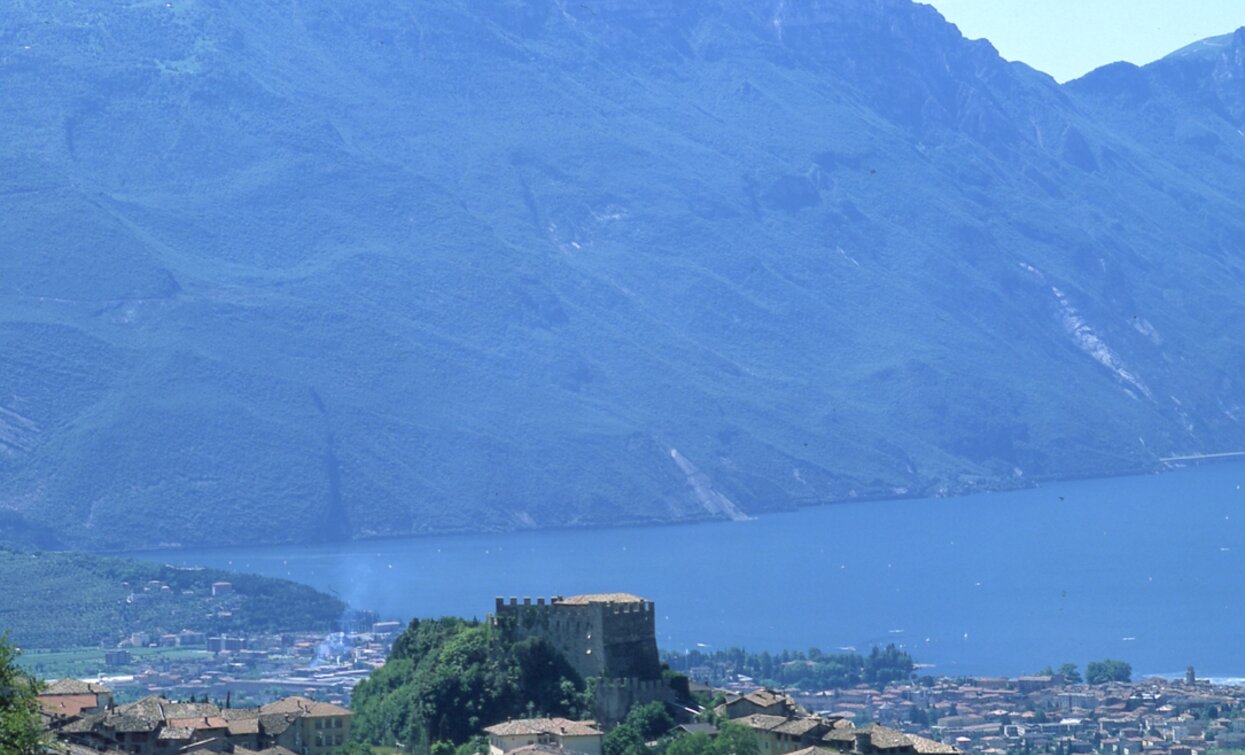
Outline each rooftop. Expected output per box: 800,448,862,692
38,694,99,718
259,695,350,718
44,679,112,696
484,718,603,737
732,714,791,732
554,593,647,605
824,724,959,754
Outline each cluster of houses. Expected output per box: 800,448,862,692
38,679,351,755
717,688,957,755
772,671,1245,755
481,688,959,755
34,621,408,709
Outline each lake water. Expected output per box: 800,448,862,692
133,462,1245,678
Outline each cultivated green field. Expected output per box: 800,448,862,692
15,645,211,680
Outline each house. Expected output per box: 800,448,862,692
719,689,809,720
731,714,843,755
259,695,352,755
39,680,113,724
821,724,959,755
53,694,350,755
483,717,604,755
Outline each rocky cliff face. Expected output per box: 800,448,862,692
3,0,1245,549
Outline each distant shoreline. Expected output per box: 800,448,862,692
91,455,1245,558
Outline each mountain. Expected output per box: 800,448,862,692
3,0,1245,550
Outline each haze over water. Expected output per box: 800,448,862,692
137,463,1245,678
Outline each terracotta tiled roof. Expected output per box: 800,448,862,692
44,679,111,696
259,712,300,736
743,689,787,707
167,716,229,730
908,734,959,754
162,702,221,718
823,724,958,754
158,726,194,741
260,695,350,718
773,718,827,736
38,693,99,718
105,696,165,733
59,711,106,734
732,714,791,732
484,717,603,737
228,717,261,735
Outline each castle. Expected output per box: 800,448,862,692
490,593,670,722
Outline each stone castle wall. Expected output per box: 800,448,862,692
490,596,661,682
490,596,667,724
592,677,675,724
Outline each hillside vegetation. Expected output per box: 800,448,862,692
0,547,347,649
4,1,1245,548
349,618,589,752
663,644,915,690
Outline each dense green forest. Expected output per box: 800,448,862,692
0,547,348,649
663,644,915,690
350,618,591,754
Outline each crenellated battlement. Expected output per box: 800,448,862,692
596,677,666,692
492,595,656,614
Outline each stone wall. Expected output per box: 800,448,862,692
491,596,661,683
490,595,667,724
592,677,676,725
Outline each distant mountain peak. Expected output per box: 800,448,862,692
1163,26,1245,63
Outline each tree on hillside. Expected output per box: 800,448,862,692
863,644,914,685
1057,663,1083,683
349,618,589,752
624,701,676,740
603,723,647,755
1086,659,1131,685
668,732,716,755
0,633,45,755
664,722,760,755
713,722,760,755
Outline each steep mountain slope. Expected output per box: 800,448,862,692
3,0,1245,549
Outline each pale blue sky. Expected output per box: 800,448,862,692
927,1,1245,82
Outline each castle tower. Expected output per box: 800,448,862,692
491,593,660,682
489,592,668,723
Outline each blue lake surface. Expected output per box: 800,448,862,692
133,462,1245,678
